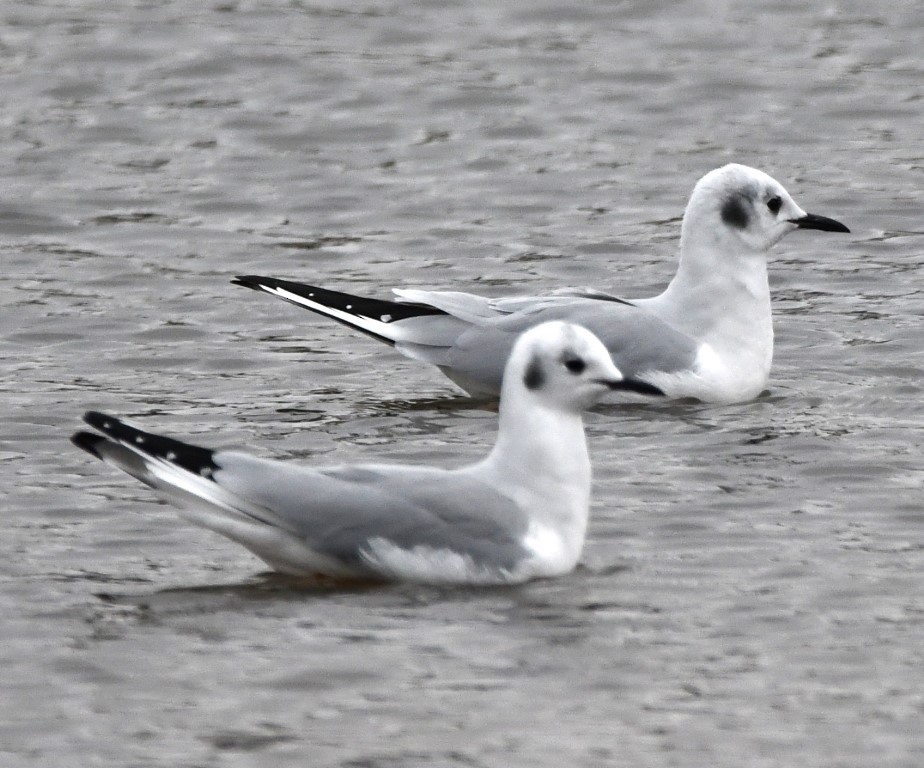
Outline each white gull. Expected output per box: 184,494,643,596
72,322,622,585
235,164,849,403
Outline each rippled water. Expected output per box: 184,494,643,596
2,1,923,766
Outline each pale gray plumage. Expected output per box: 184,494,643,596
72,322,623,584
234,164,849,403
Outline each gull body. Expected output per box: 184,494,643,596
235,164,849,403
72,322,622,585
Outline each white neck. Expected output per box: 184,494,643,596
642,220,773,360
631,220,774,402
469,383,592,574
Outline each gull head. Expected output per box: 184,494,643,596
505,322,623,412
684,163,850,255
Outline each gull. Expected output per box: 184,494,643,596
71,322,623,585
234,164,849,403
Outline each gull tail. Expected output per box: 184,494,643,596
233,275,448,346
71,411,220,490
72,411,291,543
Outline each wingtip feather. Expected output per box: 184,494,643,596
231,275,266,290
71,430,106,458
83,410,115,432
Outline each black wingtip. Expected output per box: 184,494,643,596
230,275,448,333
232,275,266,290
74,411,122,456
83,410,116,432
78,410,221,478
71,430,106,458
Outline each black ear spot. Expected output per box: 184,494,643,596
721,196,749,229
523,354,545,390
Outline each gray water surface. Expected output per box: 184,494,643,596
2,2,923,766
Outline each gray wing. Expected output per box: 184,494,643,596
212,454,532,570
74,412,532,577
394,285,631,317
419,296,700,395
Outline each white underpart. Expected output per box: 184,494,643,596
359,517,581,585
360,538,516,584
642,339,771,403
519,518,576,577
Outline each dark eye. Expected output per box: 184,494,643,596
564,357,586,374
767,196,782,214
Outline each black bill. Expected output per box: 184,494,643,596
792,212,850,233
